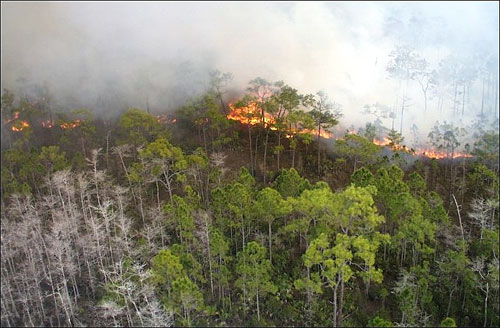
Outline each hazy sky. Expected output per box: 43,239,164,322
1,1,498,143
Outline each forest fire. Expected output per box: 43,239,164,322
340,130,473,160
5,112,30,131
228,102,334,138
285,128,333,139
227,101,276,127
8,118,83,131
40,119,82,129
372,137,412,152
59,119,82,129
418,150,473,160
372,136,472,159
11,121,30,132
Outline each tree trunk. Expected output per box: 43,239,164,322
460,158,466,205
256,287,260,322
218,255,223,302
268,221,272,263
155,180,160,211
242,223,246,251
219,95,228,116
317,123,321,175
306,266,312,325
447,286,455,317
254,130,260,176
483,283,489,328
338,275,345,327
263,128,270,183
203,126,208,155
333,284,338,327
163,168,174,205
277,131,281,170
248,126,254,175
137,192,146,225
207,230,214,298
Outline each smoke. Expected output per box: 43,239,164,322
1,2,498,144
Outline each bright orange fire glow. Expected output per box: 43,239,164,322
418,150,473,159
227,102,472,160
40,119,82,129
286,128,333,139
11,121,30,132
372,137,389,146
228,102,333,138
59,119,82,130
227,101,276,127
8,117,84,131
310,128,333,139
372,137,472,159
372,137,411,152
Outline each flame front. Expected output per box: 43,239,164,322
60,119,82,129
6,112,29,131
11,121,30,132
227,101,276,127
372,136,472,159
7,116,83,131
372,137,411,152
40,119,82,129
228,102,333,138
286,128,333,139
419,149,473,159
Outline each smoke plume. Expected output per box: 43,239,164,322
1,2,498,144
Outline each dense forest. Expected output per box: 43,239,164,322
1,69,498,327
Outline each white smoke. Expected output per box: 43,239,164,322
1,2,498,144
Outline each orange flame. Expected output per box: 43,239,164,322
228,102,333,138
372,137,410,151
227,101,276,127
315,129,334,139
11,121,30,132
286,128,332,139
59,119,82,129
372,137,389,146
418,150,473,159
372,137,472,159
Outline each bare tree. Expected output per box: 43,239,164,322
468,198,498,240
